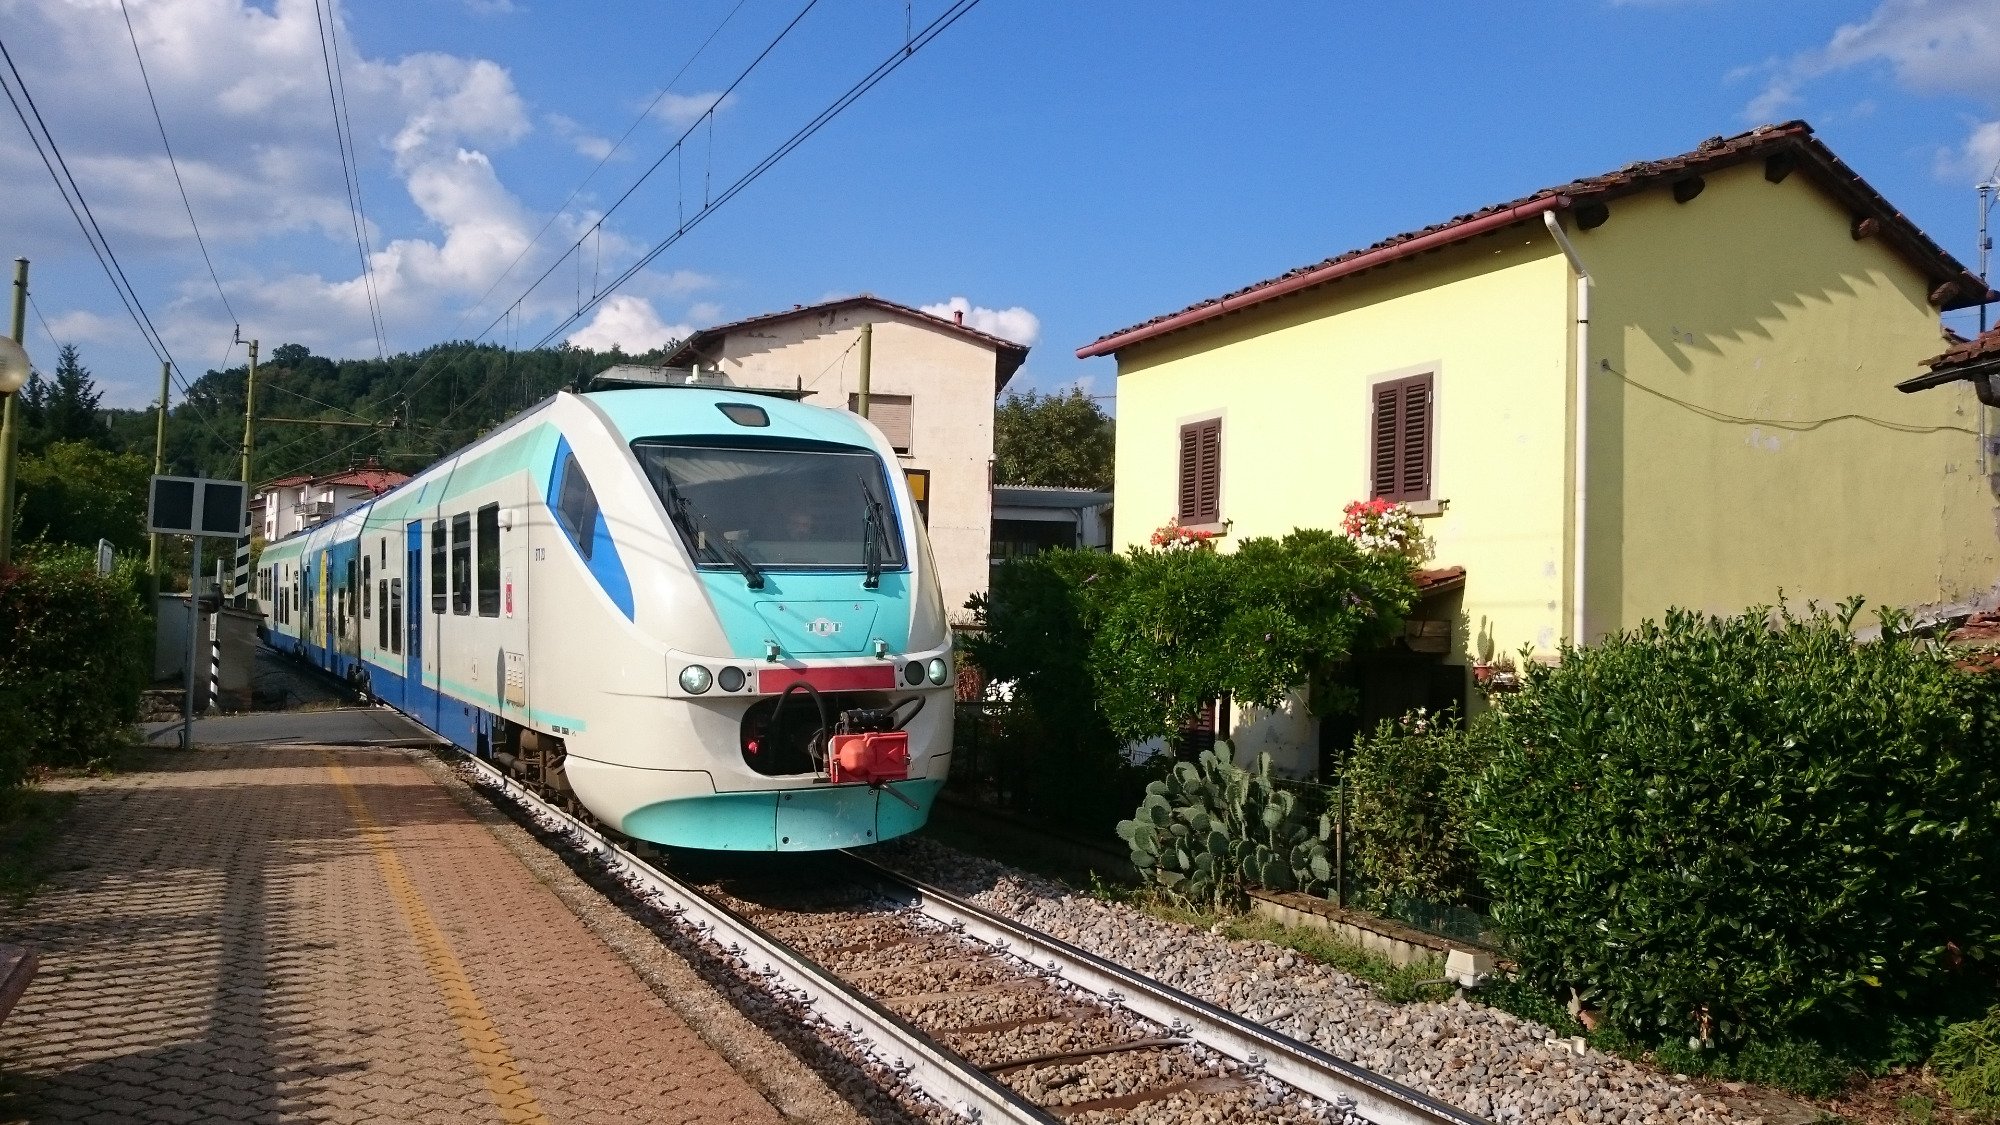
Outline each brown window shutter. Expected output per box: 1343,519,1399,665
1399,377,1431,501
1195,420,1221,522
1177,424,1201,521
1369,374,1433,501
1370,384,1401,499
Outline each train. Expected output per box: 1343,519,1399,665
255,385,954,851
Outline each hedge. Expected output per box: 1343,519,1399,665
0,547,153,773
1469,601,2000,1047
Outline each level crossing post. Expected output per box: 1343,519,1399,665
209,559,223,714
235,339,257,607
182,533,202,750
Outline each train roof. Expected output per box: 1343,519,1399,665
581,386,884,450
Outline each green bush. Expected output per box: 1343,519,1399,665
1936,1007,2000,1120
1116,748,1332,911
1345,707,1489,909
0,547,153,771
1469,600,2000,1048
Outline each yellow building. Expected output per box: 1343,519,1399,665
1080,122,1995,775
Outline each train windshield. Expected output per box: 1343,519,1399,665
631,440,907,572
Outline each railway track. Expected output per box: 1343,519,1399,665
459,753,1490,1125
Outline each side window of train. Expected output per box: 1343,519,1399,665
389,579,403,655
378,574,390,649
476,504,500,617
555,452,599,562
431,520,447,614
362,556,372,619
451,513,472,616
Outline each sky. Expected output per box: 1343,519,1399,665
1,0,1998,418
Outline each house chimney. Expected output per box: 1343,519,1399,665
954,309,964,326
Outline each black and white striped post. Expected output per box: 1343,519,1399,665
208,560,223,714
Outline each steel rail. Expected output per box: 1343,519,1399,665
457,754,1061,1125
843,852,1493,1125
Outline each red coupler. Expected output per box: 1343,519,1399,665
828,730,910,785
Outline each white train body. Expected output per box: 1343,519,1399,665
256,387,953,850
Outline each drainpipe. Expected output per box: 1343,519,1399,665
1542,211,1593,647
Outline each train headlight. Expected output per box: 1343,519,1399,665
718,666,746,693
926,657,949,686
679,665,713,694
904,661,924,686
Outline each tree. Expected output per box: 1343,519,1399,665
36,344,108,447
993,388,1113,490
11,440,151,553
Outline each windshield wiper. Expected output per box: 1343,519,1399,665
661,475,765,590
860,477,886,590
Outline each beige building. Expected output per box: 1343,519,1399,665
252,465,410,543
662,296,1031,622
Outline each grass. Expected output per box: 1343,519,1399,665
0,785,78,907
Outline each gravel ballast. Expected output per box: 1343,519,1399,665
873,835,1760,1125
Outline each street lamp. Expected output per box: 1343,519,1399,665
0,333,31,567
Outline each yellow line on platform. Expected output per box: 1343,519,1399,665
327,757,552,1125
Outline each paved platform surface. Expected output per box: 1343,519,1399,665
0,746,788,1124
142,708,444,748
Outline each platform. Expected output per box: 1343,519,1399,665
0,745,789,1124
141,706,446,748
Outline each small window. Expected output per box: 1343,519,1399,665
362,557,372,619
849,393,913,453
555,453,600,562
451,513,472,616
378,579,389,649
431,520,447,614
389,578,403,654
1176,418,1222,524
1369,373,1434,503
477,504,500,618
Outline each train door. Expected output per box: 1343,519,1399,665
405,521,424,716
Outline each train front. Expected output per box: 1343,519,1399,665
559,389,954,851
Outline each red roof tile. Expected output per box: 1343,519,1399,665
661,295,1032,392
1079,122,1991,359
315,469,409,494
1899,326,2000,392
1414,566,1466,595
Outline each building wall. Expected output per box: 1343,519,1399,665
1580,161,1998,633
705,308,1003,622
1112,232,1575,661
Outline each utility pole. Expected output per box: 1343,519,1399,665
148,361,169,572
855,321,873,418
1,258,27,567
234,334,257,606
1979,178,1995,336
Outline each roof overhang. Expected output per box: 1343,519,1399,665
1077,199,1569,359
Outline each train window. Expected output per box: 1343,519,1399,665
555,453,599,562
362,557,372,619
451,514,471,616
477,504,500,618
389,579,403,654
431,520,447,615
378,579,389,649
631,440,907,571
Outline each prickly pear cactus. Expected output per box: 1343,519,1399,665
1116,747,1334,910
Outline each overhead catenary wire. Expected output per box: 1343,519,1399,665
116,0,237,327
529,0,989,351
469,0,826,350
0,34,238,454
448,0,754,342
311,0,388,360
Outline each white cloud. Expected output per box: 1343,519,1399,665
546,114,615,160
653,90,737,129
565,296,692,353
920,297,1041,346
687,301,725,323
1744,0,2000,182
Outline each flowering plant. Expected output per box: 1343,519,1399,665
1149,519,1221,550
1341,499,1432,563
